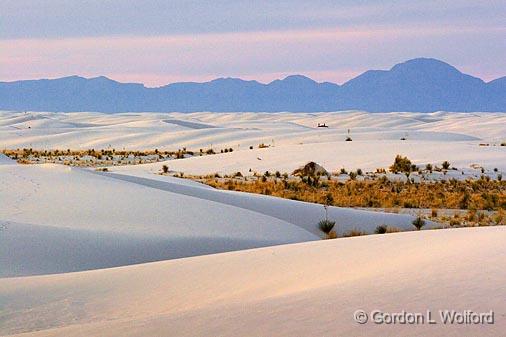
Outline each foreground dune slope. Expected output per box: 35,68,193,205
1,226,505,336
0,161,316,277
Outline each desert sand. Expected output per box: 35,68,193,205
2,110,505,174
2,226,505,336
1,110,505,336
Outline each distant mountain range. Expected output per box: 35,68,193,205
1,58,504,112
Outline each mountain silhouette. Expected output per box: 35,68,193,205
0,58,504,112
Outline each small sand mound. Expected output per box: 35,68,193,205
293,161,328,176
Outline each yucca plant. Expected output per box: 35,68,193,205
318,219,336,238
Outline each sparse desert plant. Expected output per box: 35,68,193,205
466,209,477,222
386,226,401,233
349,171,357,180
162,165,169,173
412,216,426,230
390,155,412,173
201,173,505,211
431,208,438,218
356,168,363,176
449,218,461,227
324,193,334,207
343,229,367,237
345,136,352,141
374,225,388,234
459,192,471,209
494,210,505,225
442,161,451,170
318,219,336,238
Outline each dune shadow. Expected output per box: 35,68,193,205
0,222,284,277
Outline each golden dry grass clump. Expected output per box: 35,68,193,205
202,176,505,211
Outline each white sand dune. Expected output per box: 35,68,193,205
120,139,506,176
1,226,505,336
0,163,317,277
1,163,429,277
1,111,505,336
2,110,504,175
1,110,505,150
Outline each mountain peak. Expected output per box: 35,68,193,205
283,75,316,83
267,75,318,88
281,75,317,84
211,77,249,83
90,75,115,81
391,58,460,74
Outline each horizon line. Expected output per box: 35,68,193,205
2,57,505,88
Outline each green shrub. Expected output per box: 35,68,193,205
390,155,412,173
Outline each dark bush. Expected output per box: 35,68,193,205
318,219,336,235
375,225,388,234
412,216,426,230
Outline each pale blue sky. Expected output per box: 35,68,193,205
1,0,505,85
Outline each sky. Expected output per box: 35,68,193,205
1,0,505,87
